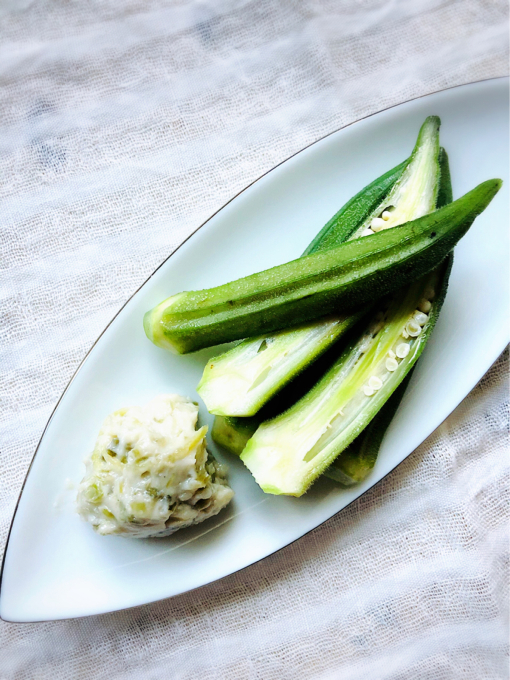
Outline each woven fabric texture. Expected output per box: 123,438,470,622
1,1,508,678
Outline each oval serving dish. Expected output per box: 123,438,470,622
1,78,508,622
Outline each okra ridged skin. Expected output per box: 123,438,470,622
197,117,440,415
148,158,407,364
144,179,501,354
302,159,407,256
325,146,456,486
198,159,408,417
217,146,454,490
241,259,455,496
212,415,258,455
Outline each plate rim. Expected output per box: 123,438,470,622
1,75,508,623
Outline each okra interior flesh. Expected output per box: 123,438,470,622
241,262,453,496
212,367,415,487
198,117,441,416
144,179,500,355
213,165,502,495
323,143,456,487
348,116,441,240
213,144,453,485
210,332,363,455
198,314,363,417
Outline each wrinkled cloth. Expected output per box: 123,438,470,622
0,1,508,678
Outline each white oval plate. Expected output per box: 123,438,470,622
1,78,508,622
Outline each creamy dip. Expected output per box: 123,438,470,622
76,394,233,538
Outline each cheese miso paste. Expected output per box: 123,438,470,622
76,395,234,538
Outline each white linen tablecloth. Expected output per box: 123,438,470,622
1,1,508,678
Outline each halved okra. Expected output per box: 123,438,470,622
240,257,455,496
198,117,441,416
212,144,454,487
321,141,456,486
221,170,501,494
323,366,416,486
144,179,500,355
239,166,502,498
212,367,415,487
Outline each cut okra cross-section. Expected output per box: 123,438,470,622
240,260,453,496
198,116,441,416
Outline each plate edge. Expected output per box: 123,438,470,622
1,75,508,623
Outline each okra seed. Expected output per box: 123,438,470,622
386,357,399,371
406,320,422,337
381,210,392,221
371,217,386,232
413,311,428,326
424,287,435,301
369,376,383,390
363,385,375,397
402,329,410,339
418,299,432,313
396,342,410,358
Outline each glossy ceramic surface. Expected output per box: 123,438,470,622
1,78,508,622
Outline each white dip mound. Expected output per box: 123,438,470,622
76,394,234,538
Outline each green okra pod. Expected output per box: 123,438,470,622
145,179,500,354
199,117,441,416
